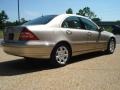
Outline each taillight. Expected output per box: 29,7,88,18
19,28,39,41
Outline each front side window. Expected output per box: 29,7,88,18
62,16,83,29
80,17,98,31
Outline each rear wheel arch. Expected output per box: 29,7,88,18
53,41,72,54
50,41,72,67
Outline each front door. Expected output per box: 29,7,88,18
79,17,100,50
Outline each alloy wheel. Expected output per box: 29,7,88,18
109,39,115,53
55,46,69,65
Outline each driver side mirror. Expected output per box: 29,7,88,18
99,27,104,32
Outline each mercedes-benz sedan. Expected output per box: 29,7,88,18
2,14,116,66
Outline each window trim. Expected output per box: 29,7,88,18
61,16,84,29
79,17,99,31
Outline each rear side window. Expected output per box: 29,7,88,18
62,16,84,29
24,15,57,25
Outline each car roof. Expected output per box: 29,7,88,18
46,14,91,27
58,14,88,18
56,14,90,21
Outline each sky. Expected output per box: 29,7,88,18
0,0,120,21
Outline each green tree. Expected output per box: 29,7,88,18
116,20,120,22
6,18,28,27
6,20,20,26
0,10,8,29
76,7,96,19
66,8,73,14
20,18,27,24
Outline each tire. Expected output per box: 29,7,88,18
50,43,72,67
105,38,116,54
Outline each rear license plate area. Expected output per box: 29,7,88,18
9,33,14,40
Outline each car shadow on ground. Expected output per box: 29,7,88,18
0,51,107,76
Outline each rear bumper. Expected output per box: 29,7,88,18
2,42,54,59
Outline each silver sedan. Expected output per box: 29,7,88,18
2,14,116,66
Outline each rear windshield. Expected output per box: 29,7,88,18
24,15,57,25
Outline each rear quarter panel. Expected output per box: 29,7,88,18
27,26,69,46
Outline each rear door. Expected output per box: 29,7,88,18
61,16,88,52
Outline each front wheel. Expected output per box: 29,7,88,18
51,44,71,67
105,38,116,54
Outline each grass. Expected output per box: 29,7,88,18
0,30,3,39
103,26,113,33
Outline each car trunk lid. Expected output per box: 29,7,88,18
4,26,24,42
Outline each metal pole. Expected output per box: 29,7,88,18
18,0,20,22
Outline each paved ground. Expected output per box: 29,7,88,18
0,45,120,90
116,35,120,44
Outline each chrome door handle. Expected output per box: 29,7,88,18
88,32,92,36
66,30,72,35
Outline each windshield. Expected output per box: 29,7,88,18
24,15,57,25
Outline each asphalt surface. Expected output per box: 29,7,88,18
0,44,120,90
116,35,120,44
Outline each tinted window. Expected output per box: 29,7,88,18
24,15,57,25
80,17,98,31
62,16,83,29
